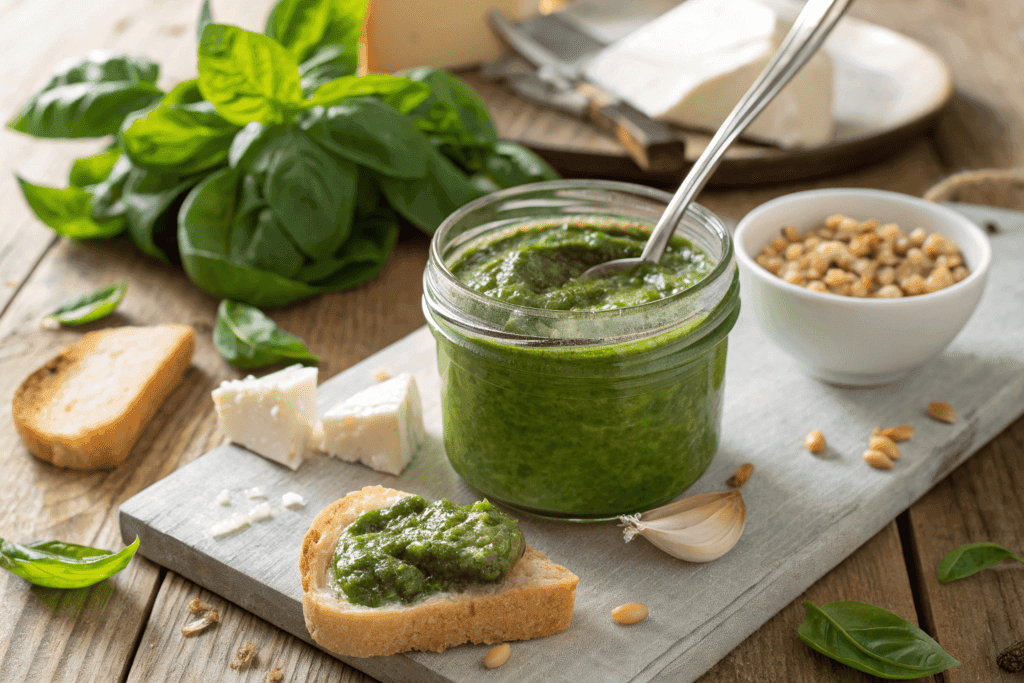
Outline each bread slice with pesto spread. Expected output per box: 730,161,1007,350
299,486,579,657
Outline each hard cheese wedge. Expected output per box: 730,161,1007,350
212,365,318,471
316,373,425,475
583,0,834,148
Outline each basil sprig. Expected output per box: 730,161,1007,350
937,541,1024,582
46,281,128,326
214,299,318,368
0,537,140,589
798,600,959,679
10,0,558,320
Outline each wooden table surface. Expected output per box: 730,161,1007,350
2,1,1022,682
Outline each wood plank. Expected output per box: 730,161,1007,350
905,415,1024,683
700,521,938,683
127,571,373,683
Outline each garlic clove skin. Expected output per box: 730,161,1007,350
619,490,746,563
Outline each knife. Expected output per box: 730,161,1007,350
487,10,687,173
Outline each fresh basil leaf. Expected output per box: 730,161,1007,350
937,542,1024,583
16,175,126,239
228,121,285,170
122,166,204,262
7,52,162,138
161,79,205,107
69,149,122,188
230,205,305,279
198,0,214,47
178,168,320,306
303,74,431,110
298,44,352,93
799,600,959,679
301,97,430,178
198,24,304,126
87,155,133,221
297,207,397,286
121,100,238,173
214,299,318,368
265,0,366,71
46,281,128,326
0,536,140,589
402,67,497,146
376,145,483,233
484,141,558,188
253,130,357,257
469,173,502,195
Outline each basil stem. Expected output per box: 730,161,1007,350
937,541,1024,583
798,600,959,679
0,536,140,589
46,281,128,326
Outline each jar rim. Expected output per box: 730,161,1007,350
429,179,734,322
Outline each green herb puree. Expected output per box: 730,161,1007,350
450,222,713,310
331,495,525,608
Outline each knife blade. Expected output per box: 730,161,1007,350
487,10,687,173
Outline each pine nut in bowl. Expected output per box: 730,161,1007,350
734,188,991,386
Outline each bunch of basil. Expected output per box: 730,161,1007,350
9,0,556,308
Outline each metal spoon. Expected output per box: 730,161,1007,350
580,0,854,279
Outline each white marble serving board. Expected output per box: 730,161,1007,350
120,204,1024,683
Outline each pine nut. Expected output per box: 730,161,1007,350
928,401,957,423
881,424,914,442
726,463,755,488
612,602,649,625
805,430,826,453
863,449,895,469
875,284,903,298
869,435,900,460
783,225,802,242
483,643,511,669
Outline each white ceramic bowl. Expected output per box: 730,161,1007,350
734,188,991,386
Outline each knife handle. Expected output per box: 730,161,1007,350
574,83,685,173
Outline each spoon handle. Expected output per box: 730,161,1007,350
640,0,854,264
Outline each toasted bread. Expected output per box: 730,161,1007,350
300,486,579,657
12,324,194,469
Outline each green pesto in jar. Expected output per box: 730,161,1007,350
433,220,738,518
450,222,714,310
331,495,525,608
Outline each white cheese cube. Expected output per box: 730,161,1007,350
211,364,318,471
584,0,834,149
317,373,425,476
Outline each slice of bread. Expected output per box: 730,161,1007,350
12,324,194,470
300,486,579,657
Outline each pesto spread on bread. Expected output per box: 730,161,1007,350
331,496,525,607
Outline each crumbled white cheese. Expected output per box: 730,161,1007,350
209,502,275,538
211,365,318,470
281,492,306,508
213,489,231,506
316,373,425,476
245,487,266,499
584,0,834,148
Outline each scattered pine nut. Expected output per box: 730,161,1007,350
726,463,754,489
483,643,511,669
881,424,914,442
266,667,285,682
181,609,219,636
862,449,894,470
230,642,258,670
927,401,957,423
869,435,900,460
372,367,391,382
805,430,826,453
187,597,213,614
611,602,649,625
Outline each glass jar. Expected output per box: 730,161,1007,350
422,180,739,519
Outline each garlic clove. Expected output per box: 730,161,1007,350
619,490,746,563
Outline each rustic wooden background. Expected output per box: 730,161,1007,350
0,0,1022,681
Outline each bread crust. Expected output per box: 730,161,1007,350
300,486,579,657
12,324,194,470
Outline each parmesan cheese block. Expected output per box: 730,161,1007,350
583,0,834,148
212,365,318,471
363,0,528,73
316,373,425,475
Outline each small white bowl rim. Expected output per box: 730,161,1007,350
734,188,993,308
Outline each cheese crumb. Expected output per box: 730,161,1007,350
210,502,274,537
316,373,426,475
245,487,266,499
213,489,231,506
282,492,306,508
